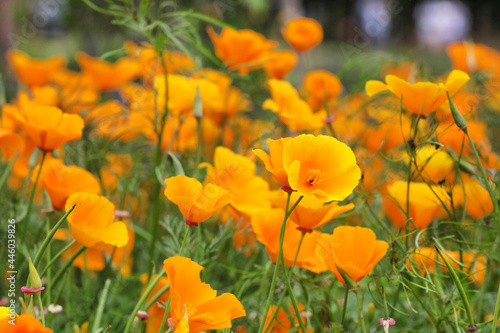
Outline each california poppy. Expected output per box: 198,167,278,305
164,175,232,225
270,191,354,232
282,17,323,52
453,176,493,219
200,147,271,215
383,180,449,230
35,158,101,210
263,50,298,80
6,49,66,87
302,70,343,109
406,247,438,275
316,226,388,283
262,304,312,333
365,70,470,115
140,273,171,333
413,145,455,183
163,256,246,332
0,313,53,333
282,134,361,202
253,137,292,190
17,105,84,152
0,128,24,159
76,52,141,91
65,192,129,251
439,251,487,286
207,27,277,74
446,41,500,77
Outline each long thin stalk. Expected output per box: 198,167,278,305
342,286,349,325
355,291,366,333
22,150,47,241
91,279,112,333
492,283,500,333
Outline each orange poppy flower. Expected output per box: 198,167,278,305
406,247,438,275
446,41,500,76
163,256,246,332
50,69,100,114
65,192,129,251
100,154,133,192
16,105,84,152
436,121,490,156
76,52,141,91
383,181,449,230
0,128,24,159
263,50,298,79
17,85,59,108
380,62,417,81
207,27,277,74
453,176,493,219
6,49,66,87
282,17,323,52
413,145,455,183
251,208,327,273
282,134,361,202
439,251,487,286
263,79,325,131
64,243,106,271
270,191,355,232
141,273,171,333
365,70,470,115
164,175,232,225
262,304,312,333
200,147,271,215
253,137,292,190
0,313,53,333
35,158,101,210
303,70,343,109
316,226,388,283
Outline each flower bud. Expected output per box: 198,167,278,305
28,256,42,290
447,91,468,133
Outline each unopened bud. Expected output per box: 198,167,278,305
335,264,357,291
28,256,42,290
447,91,468,134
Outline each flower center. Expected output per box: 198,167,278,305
306,168,321,185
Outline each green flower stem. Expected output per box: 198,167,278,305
355,291,367,333
280,248,307,332
51,246,86,288
263,290,287,333
492,283,500,333
158,297,171,333
91,279,112,333
124,270,166,333
292,232,306,270
0,152,17,193
179,224,191,256
40,240,76,277
37,292,45,327
257,193,303,333
145,284,170,310
22,150,47,242
435,245,475,329
341,285,349,325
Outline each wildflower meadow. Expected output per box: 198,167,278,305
0,1,499,332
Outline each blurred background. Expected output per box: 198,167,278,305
1,0,500,94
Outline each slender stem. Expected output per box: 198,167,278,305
280,249,307,332
37,292,45,327
145,284,170,310
342,285,349,326
492,283,500,333
124,270,166,333
51,246,86,288
159,298,171,333
22,150,47,241
179,224,191,256
40,240,76,277
355,291,366,333
91,279,112,333
0,152,18,193
292,232,306,269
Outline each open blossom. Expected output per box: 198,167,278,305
0,313,53,333
164,175,232,225
6,50,66,87
65,192,129,251
365,70,470,115
163,256,246,332
282,17,323,52
316,226,388,283
282,134,361,202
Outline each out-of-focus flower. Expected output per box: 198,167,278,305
302,70,342,110
17,85,59,108
262,304,312,333
0,128,24,159
17,105,84,152
365,70,470,115
263,79,325,131
207,27,277,74
100,154,133,192
251,207,327,273
263,50,298,79
282,134,361,202
35,158,101,210
141,273,171,333
447,41,500,77
76,52,141,91
413,145,455,183
453,176,493,219
164,175,232,225
381,62,417,81
66,192,129,251
406,247,437,275
282,17,323,52
316,226,388,283
163,256,246,332
270,191,354,232
50,69,100,114
200,147,270,215
383,180,449,230
0,313,53,333
6,50,66,87
436,121,491,156
439,251,487,285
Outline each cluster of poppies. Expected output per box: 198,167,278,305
1,12,499,333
